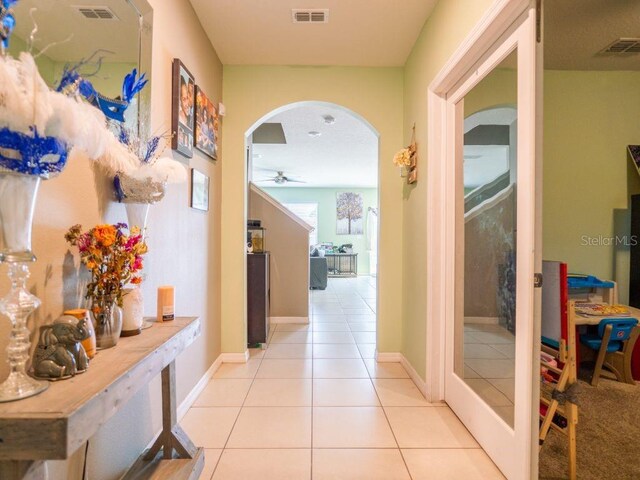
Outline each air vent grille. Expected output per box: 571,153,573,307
292,9,329,24
73,6,118,20
602,38,640,54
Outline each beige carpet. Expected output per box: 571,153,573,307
539,373,640,480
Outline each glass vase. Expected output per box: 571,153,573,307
0,172,48,402
91,295,123,350
125,203,151,238
0,263,49,401
0,172,40,263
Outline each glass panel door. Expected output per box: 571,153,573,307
457,50,518,427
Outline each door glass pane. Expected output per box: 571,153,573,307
456,49,518,427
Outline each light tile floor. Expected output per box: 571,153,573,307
183,277,504,479
464,323,516,426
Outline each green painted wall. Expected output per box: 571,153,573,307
221,66,404,354
264,187,379,274
543,70,640,304
402,0,496,381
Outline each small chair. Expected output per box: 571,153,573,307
580,318,639,386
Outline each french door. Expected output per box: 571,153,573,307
428,1,542,479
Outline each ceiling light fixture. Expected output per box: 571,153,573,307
308,131,322,137
322,115,336,125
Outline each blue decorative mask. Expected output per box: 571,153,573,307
57,65,147,122
0,0,17,49
0,127,68,178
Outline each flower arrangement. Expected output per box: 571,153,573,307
393,133,418,184
65,223,148,307
392,147,413,168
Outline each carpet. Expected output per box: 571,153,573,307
539,372,640,480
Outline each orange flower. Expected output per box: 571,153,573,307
93,224,117,247
131,276,142,285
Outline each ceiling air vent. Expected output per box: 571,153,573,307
292,9,329,24
73,6,118,20
602,38,640,54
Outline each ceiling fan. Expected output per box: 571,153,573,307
257,171,306,185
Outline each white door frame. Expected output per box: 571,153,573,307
426,0,541,478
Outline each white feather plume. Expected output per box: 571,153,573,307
130,157,187,184
0,52,110,160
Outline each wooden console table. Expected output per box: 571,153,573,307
0,317,202,480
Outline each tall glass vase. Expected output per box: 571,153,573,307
0,172,48,402
125,203,151,237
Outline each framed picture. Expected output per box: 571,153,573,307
171,59,195,158
336,192,364,235
194,86,219,160
190,168,209,211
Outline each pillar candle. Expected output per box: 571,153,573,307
157,286,175,322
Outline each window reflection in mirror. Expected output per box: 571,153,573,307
456,49,518,427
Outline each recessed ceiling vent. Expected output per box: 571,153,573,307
292,9,329,24
602,38,640,54
73,6,119,20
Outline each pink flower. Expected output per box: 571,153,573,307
132,256,143,271
76,234,91,253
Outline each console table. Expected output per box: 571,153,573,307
325,253,358,277
0,316,202,480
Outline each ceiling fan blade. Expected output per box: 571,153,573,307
256,178,277,182
286,179,307,183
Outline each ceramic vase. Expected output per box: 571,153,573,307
121,286,144,336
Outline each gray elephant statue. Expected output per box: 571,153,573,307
32,315,91,380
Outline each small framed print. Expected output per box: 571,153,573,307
194,86,219,160
172,59,195,158
190,168,209,211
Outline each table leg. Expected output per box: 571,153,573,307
0,461,46,480
144,361,197,461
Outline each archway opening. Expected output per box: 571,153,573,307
244,101,380,360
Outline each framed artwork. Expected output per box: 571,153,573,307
194,86,219,160
629,145,640,177
171,59,195,158
190,168,209,211
336,192,364,235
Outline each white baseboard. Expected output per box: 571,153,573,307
465,316,499,325
219,350,250,363
375,351,428,400
270,316,309,324
375,351,403,362
399,355,428,399
177,355,223,420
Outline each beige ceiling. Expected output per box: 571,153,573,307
545,0,640,70
188,0,437,66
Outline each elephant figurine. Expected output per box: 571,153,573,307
32,315,91,380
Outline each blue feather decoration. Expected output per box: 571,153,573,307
122,69,148,103
113,175,125,202
0,127,69,178
143,136,161,163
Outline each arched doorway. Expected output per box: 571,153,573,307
244,101,380,361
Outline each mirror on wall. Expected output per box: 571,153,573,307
455,48,518,427
8,0,152,132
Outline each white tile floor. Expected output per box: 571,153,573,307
182,277,504,479
464,323,516,426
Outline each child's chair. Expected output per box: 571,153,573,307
580,318,639,386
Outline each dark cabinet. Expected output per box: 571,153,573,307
247,252,270,345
